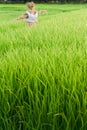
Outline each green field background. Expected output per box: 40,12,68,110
0,4,87,130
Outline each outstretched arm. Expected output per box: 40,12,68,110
16,13,28,20
38,10,47,15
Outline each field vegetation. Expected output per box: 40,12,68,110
0,4,87,130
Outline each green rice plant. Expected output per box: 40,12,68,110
0,4,87,130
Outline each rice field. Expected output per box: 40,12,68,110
0,4,87,130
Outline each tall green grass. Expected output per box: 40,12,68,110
0,4,87,130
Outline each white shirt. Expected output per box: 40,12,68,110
26,11,38,23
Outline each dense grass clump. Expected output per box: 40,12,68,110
0,4,87,130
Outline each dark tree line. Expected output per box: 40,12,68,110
1,0,87,3
59,0,86,3
23,0,87,3
4,0,86,3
